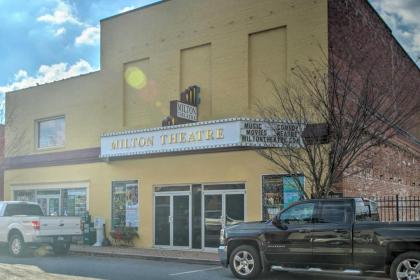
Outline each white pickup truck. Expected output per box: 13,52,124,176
0,201,82,257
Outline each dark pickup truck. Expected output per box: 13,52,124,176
219,198,420,280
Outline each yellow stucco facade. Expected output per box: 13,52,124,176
5,0,328,249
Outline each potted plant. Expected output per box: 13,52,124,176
110,226,139,246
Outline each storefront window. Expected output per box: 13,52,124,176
62,189,87,216
13,187,87,217
37,190,60,196
14,190,36,202
262,175,304,220
112,181,139,228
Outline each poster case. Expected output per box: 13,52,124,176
111,181,139,229
262,175,304,220
262,175,283,221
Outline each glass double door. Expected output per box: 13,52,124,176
154,193,191,248
37,195,60,216
203,191,245,248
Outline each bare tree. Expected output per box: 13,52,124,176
4,104,30,157
257,47,420,199
2,102,31,186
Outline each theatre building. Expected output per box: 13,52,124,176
3,0,419,250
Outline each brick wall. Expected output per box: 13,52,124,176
328,0,420,139
328,0,420,198
341,143,420,197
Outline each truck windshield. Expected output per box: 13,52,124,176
355,199,379,222
4,204,44,216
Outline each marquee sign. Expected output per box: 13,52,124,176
170,100,198,122
162,85,200,126
100,118,304,159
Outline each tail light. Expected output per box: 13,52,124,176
32,221,40,231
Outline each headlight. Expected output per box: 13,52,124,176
219,228,226,245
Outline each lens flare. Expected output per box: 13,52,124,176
125,67,147,90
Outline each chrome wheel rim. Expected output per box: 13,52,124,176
233,250,255,276
11,238,22,255
396,259,420,280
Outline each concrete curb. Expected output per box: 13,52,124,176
69,250,220,266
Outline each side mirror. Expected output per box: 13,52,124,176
272,215,287,230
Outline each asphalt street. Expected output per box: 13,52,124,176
0,247,388,280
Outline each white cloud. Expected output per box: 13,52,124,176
75,26,100,46
374,0,420,26
370,0,420,62
0,59,95,94
37,1,82,25
54,27,66,37
119,6,135,13
14,70,28,81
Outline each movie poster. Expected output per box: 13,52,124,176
125,184,139,228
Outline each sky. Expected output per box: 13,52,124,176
0,0,159,123
0,0,419,124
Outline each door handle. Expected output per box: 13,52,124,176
334,229,348,233
298,229,311,233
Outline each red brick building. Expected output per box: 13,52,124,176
329,0,420,198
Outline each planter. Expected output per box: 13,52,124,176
110,227,139,246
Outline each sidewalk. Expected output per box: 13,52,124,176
70,245,220,265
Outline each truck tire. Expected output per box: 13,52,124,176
8,233,27,257
229,245,262,279
390,251,420,280
52,242,70,256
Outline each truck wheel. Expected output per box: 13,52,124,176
390,251,420,280
229,245,261,279
52,242,70,256
9,233,26,257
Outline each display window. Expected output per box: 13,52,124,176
14,190,36,202
62,189,87,217
13,187,87,217
111,181,139,228
262,175,304,220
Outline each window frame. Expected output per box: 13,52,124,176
12,184,88,217
261,174,305,221
355,199,379,222
278,201,315,225
4,203,44,216
314,200,353,224
111,180,139,229
35,115,66,150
